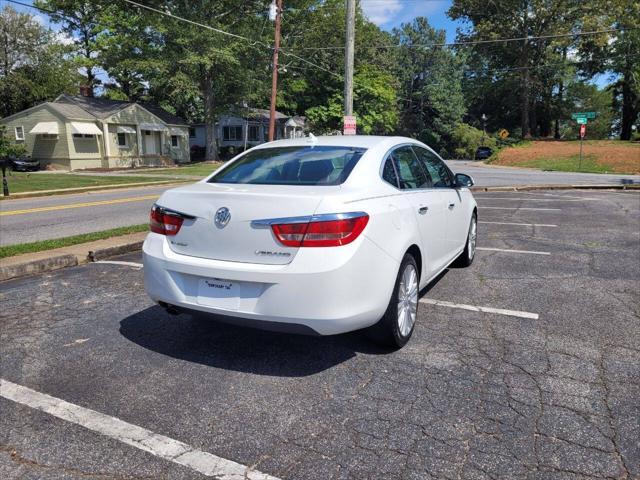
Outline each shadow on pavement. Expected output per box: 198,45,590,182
119,305,389,377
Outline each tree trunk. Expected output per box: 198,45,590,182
521,67,531,139
203,75,219,161
620,71,637,141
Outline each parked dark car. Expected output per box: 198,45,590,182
8,154,40,172
474,146,493,160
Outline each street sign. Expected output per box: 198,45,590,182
498,128,509,138
571,112,596,120
576,117,587,125
343,115,356,135
580,124,586,138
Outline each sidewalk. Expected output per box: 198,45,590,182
0,232,146,282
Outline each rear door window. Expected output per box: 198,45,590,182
208,146,366,186
414,147,453,188
390,146,430,189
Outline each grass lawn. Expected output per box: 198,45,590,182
130,161,224,177
489,140,640,174
1,172,177,194
0,224,148,259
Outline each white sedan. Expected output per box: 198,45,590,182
143,136,477,348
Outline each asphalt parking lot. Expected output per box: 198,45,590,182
1,189,639,480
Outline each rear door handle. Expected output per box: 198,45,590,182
418,206,429,215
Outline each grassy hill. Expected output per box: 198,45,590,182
488,140,640,174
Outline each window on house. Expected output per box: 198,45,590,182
223,126,243,141
117,132,128,147
40,134,58,140
14,126,24,141
171,135,179,147
189,127,196,138
73,133,94,139
248,125,260,141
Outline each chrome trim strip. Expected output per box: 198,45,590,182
251,211,368,228
153,204,196,220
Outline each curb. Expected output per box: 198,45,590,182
88,241,144,262
0,254,79,282
470,184,639,192
0,238,145,282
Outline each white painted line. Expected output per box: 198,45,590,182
476,197,598,202
479,221,557,227
477,247,551,255
94,260,143,268
479,206,561,211
0,379,280,480
419,298,539,320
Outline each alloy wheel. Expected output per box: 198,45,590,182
397,263,418,337
468,216,477,260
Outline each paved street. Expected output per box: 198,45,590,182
0,184,178,246
1,190,638,479
1,165,639,247
446,160,640,187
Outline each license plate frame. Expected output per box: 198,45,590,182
197,278,240,310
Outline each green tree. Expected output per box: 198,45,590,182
35,0,104,93
0,6,79,117
393,17,466,156
449,0,585,139
576,1,640,140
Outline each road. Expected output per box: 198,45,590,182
1,164,638,247
2,190,638,479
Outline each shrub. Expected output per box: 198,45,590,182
450,123,496,159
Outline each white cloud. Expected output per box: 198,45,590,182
55,31,76,46
361,0,403,26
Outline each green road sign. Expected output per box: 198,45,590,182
576,117,587,124
572,111,596,120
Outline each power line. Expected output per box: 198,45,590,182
299,27,634,50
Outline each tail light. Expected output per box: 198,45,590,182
150,204,184,236
270,213,369,247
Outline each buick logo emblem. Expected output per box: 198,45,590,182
214,207,231,228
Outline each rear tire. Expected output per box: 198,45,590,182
453,212,477,268
367,253,419,349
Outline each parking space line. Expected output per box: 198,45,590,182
94,261,143,268
475,197,597,202
0,379,280,480
479,206,562,211
477,247,551,255
479,221,557,227
419,298,539,319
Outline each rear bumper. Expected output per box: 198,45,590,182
142,233,399,335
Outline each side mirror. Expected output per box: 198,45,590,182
455,173,474,188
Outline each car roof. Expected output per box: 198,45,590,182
252,135,418,150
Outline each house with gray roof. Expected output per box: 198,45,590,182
189,108,306,154
0,93,190,170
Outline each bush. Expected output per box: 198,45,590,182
450,123,496,159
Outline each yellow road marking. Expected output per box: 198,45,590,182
0,194,159,216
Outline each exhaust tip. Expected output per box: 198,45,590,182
159,301,180,315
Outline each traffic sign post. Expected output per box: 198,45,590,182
579,124,586,171
576,117,587,125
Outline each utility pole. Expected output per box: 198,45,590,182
268,0,283,142
343,0,356,123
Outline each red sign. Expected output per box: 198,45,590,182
343,115,356,135
579,124,586,138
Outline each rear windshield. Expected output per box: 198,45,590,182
208,146,367,186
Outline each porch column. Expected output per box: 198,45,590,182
102,123,110,158
136,125,143,157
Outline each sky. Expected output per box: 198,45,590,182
361,0,461,39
